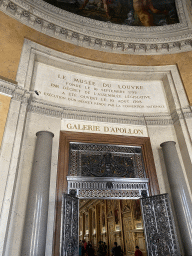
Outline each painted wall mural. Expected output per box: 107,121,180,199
45,0,179,25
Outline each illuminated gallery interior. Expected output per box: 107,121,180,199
0,0,192,255
79,199,147,256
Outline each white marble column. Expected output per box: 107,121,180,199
21,131,54,256
160,141,192,255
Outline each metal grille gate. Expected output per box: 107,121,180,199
140,193,181,256
60,142,181,255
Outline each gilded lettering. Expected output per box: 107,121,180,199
67,123,72,129
104,127,109,132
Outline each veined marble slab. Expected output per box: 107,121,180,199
32,62,168,114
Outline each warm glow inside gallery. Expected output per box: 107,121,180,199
79,199,147,256
1,0,192,255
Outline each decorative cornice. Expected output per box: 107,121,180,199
27,102,63,118
1,0,192,55
0,79,16,96
28,98,188,126
171,107,192,122
144,114,173,126
182,106,192,119
1,81,191,125
0,79,30,102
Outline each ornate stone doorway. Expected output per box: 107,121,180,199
54,131,159,255
56,134,180,255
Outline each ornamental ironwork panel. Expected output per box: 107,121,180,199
140,193,181,256
67,177,149,199
60,193,79,256
78,189,140,199
69,142,145,178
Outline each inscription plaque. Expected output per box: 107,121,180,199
32,62,168,113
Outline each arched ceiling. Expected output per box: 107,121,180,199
1,0,192,54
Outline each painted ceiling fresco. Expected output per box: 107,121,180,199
45,0,179,26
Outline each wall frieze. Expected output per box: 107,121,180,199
1,0,192,55
0,84,15,97
171,107,192,122
1,81,191,126
27,99,183,126
27,103,63,118
182,106,192,119
144,115,173,126
0,81,30,102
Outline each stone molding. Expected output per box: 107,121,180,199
1,0,192,54
0,80,30,103
1,81,192,126
2,41,192,125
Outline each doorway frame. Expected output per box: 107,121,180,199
53,131,160,255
